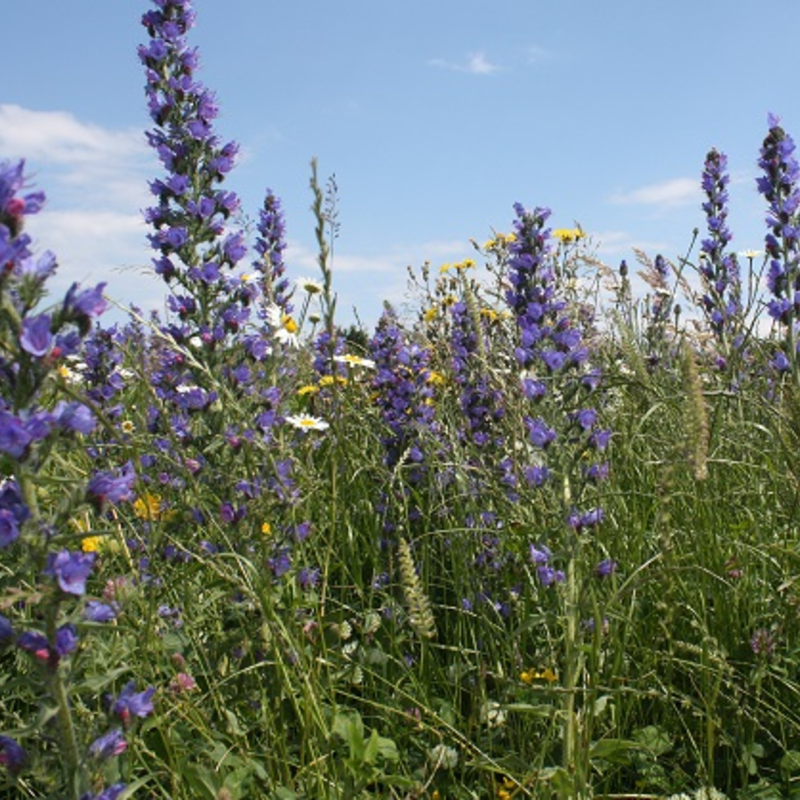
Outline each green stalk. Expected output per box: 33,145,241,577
49,664,84,799
561,473,586,798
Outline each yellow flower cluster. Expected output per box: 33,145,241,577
133,492,170,521
519,666,558,685
552,227,585,244
438,258,476,274
483,232,517,251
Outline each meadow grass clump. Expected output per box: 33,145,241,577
6,2,800,798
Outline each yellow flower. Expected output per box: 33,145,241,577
520,667,558,685
133,492,163,520
81,536,103,553
439,262,452,274
423,307,438,323
297,384,319,396
318,375,347,388
427,371,445,385
261,522,272,536
552,227,585,244
454,258,475,271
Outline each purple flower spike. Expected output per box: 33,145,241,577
44,550,97,595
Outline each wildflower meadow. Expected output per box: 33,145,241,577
4,2,800,799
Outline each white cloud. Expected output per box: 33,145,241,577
591,230,671,259
283,238,472,327
429,51,502,75
609,177,700,208
0,104,148,175
526,45,550,64
0,104,166,319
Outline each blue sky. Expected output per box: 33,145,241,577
3,1,800,328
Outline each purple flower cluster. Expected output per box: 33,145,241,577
699,148,742,345
506,204,588,374
370,311,437,475
253,190,293,313
507,202,614,585
140,0,251,338
757,114,800,372
529,543,565,587
450,300,505,449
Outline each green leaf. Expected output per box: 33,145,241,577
781,750,800,775
633,725,673,757
589,738,640,764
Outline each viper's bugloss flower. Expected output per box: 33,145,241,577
757,114,800,370
80,784,127,800
529,543,552,566
0,159,45,237
450,300,505,450
298,566,321,590
19,313,53,357
370,310,437,474
538,566,565,586
0,480,29,547
52,400,96,435
18,623,77,666
699,148,742,342
567,507,604,532
0,412,33,461
62,282,107,333
112,681,156,725
44,550,97,595
0,613,12,642
595,558,618,578
0,735,26,774
254,190,293,312
140,0,248,341
89,728,127,760
86,462,136,510
525,416,556,449
84,601,118,623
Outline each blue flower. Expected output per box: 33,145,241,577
112,681,156,725
0,735,26,774
19,314,53,357
44,550,97,595
89,728,127,760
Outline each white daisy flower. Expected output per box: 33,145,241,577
285,413,329,432
265,303,299,348
296,277,324,295
333,354,376,370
